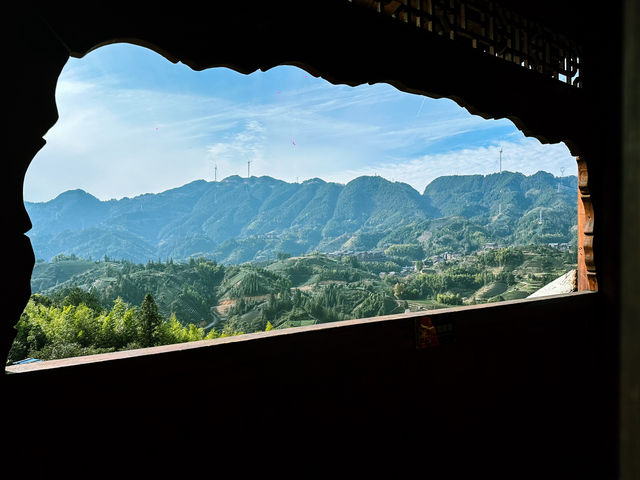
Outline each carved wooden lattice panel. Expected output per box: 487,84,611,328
351,0,582,87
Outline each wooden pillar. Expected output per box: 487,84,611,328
620,0,640,477
577,157,598,291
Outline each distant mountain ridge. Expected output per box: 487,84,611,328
25,171,578,264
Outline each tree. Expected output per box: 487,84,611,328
58,287,104,315
292,288,303,308
98,297,137,349
139,293,162,347
393,282,406,299
436,292,463,305
384,244,425,260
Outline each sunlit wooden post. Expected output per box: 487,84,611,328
577,157,598,290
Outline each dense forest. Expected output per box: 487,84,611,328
10,245,576,364
8,290,241,364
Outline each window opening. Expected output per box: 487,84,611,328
10,43,580,365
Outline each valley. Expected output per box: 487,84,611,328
10,170,579,363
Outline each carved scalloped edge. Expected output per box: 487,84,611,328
577,157,597,290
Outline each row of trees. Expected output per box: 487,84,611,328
476,247,525,268
224,280,406,334
392,271,485,300
18,246,576,363
8,290,240,364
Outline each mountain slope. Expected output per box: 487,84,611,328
25,171,577,264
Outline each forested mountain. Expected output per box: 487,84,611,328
25,171,577,264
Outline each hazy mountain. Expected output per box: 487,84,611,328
25,171,577,264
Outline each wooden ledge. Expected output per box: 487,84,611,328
4,290,596,374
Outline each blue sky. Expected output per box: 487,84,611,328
24,43,577,202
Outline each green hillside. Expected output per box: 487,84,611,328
29,244,575,331
423,171,577,245
15,244,576,364
25,171,577,265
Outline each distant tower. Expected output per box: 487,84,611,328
499,147,503,174
539,210,543,224
214,163,218,182
247,159,252,178
557,167,565,192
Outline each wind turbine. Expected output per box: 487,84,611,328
498,147,504,215
558,167,566,192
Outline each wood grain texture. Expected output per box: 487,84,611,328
577,156,598,291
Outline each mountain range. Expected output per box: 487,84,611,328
25,171,578,264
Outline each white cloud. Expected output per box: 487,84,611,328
319,138,576,193
205,120,266,177
206,143,231,157
24,47,576,203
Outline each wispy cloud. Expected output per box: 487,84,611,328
321,138,576,193
24,44,575,202
206,120,267,177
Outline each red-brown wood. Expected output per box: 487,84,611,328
577,157,598,291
